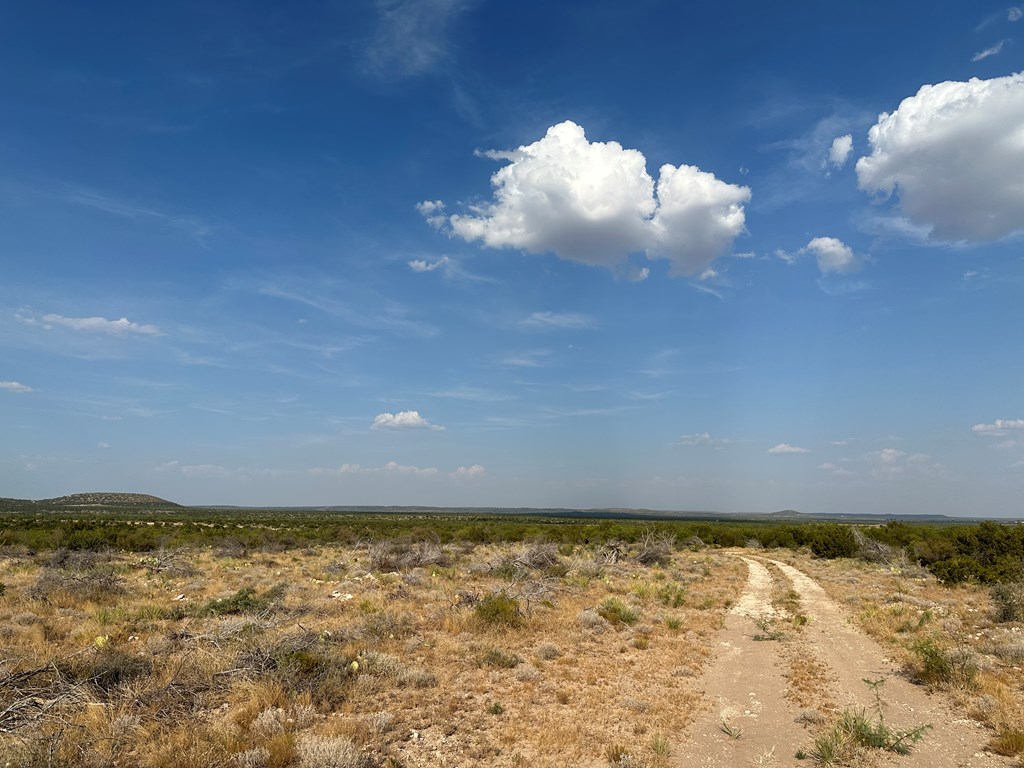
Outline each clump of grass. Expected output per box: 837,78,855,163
360,609,415,640
655,582,686,608
605,743,646,767
474,591,523,628
910,638,978,688
535,642,561,660
598,597,640,626
990,729,1024,757
719,720,741,739
752,615,787,641
481,647,523,669
487,701,504,715
805,679,930,765
295,734,371,768
663,616,682,630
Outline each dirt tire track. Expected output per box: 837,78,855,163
676,556,1014,767
762,558,1013,767
674,557,807,766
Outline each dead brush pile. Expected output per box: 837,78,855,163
0,541,743,767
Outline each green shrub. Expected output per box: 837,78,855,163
189,584,285,617
481,648,523,668
910,638,977,688
474,592,523,628
656,582,686,608
810,525,857,559
597,597,640,626
991,581,1024,623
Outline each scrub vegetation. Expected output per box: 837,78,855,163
0,501,1021,766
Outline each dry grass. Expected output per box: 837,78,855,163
0,543,744,767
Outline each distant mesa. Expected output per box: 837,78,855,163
40,492,180,508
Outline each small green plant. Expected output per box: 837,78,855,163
650,733,670,757
719,720,742,739
806,678,930,765
752,615,787,641
598,597,640,626
487,701,504,715
631,635,649,650
655,582,686,608
0,582,6,597
910,638,977,688
474,592,523,628
664,616,682,630
481,647,523,669
189,584,285,617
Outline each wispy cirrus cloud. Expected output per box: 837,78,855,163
674,432,728,447
521,311,596,330
363,0,475,79
972,40,1007,61
63,187,211,241
0,380,33,393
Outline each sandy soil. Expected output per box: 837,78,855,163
674,555,1015,767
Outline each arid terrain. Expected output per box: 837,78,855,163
1,534,1022,767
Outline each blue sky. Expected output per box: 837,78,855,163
2,1,1023,515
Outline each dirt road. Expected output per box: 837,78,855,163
674,556,1014,767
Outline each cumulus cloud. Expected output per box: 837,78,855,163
409,255,450,272
19,312,162,336
451,464,485,478
856,73,1024,242
767,443,810,454
1011,6,1023,21
866,449,946,478
803,237,862,274
372,410,445,431
972,418,1024,436
425,121,750,276
0,380,32,393
521,311,595,330
972,40,1007,61
827,135,853,168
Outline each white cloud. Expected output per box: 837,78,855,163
372,410,445,431
768,443,810,454
818,462,855,476
364,0,473,79
310,461,439,477
97,441,110,449
803,236,862,274
675,432,728,447
856,73,1024,242
500,349,552,368
451,464,485,478
827,135,853,168
0,380,32,393
409,255,449,272
972,40,1007,61
21,312,162,336
628,266,650,282
428,121,750,276
521,311,595,330
829,439,849,446
972,418,1024,436
1011,6,1023,21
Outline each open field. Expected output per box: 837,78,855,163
1,510,1022,767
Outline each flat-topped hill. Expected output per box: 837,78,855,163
40,492,180,507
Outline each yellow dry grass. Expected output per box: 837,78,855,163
0,543,745,767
